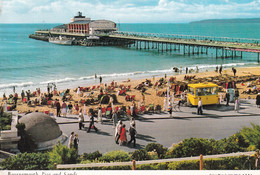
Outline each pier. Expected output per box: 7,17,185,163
30,30,260,62
109,31,260,62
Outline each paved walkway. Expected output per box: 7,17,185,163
55,99,260,154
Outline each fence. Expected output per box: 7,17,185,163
55,151,255,170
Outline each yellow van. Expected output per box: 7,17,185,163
188,83,219,106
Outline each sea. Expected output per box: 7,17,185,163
0,23,260,96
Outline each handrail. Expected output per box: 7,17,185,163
0,150,15,157
56,151,255,170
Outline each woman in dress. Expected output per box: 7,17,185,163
119,124,127,145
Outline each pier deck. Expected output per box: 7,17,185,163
32,30,260,62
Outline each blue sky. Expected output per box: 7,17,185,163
0,0,260,23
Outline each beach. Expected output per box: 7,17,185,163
2,66,260,115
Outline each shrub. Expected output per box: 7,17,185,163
16,122,37,153
168,138,213,158
145,142,167,159
99,150,131,162
49,142,79,168
168,160,199,170
216,138,243,154
131,149,151,161
80,151,102,161
240,123,260,149
0,152,50,170
0,112,12,130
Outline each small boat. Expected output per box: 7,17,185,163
87,36,100,40
48,36,73,45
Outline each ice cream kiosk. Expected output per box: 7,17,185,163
188,83,219,106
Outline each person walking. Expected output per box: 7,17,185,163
56,100,61,117
168,104,173,117
130,117,135,128
21,90,25,102
256,93,260,108
234,98,239,113
128,123,137,148
61,101,67,117
197,97,203,115
68,102,73,114
68,132,74,148
73,134,79,150
99,76,102,85
112,111,118,128
235,89,239,99
119,124,127,146
225,90,230,106
97,106,103,124
76,86,81,96
232,67,237,76
78,109,84,130
115,120,122,144
87,111,98,133
219,65,223,75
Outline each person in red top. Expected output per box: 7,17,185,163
119,124,127,145
74,103,79,114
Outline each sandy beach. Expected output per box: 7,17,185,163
2,66,260,115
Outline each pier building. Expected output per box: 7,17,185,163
50,12,117,35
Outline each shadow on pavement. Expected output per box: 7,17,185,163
136,134,156,142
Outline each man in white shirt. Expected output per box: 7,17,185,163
197,97,203,115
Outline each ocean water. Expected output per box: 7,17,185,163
0,23,260,96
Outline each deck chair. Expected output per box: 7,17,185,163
106,107,112,118
125,95,130,101
140,105,146,114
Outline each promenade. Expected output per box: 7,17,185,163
56,99,260,155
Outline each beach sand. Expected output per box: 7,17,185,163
2,66,260,115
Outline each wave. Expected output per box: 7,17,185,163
79,76,94,80
188,62,258,70
40,77,77,84
0,82,34,89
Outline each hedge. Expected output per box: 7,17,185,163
68,155,256,170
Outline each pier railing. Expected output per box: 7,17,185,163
114,31,260,44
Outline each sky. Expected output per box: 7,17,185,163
0,0,260,23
